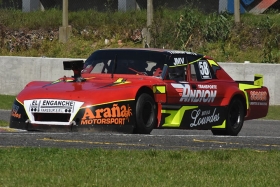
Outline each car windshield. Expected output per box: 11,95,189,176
82,49,166,76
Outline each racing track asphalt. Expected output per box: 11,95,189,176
0,109,280,151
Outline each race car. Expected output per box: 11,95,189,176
10,48,270,135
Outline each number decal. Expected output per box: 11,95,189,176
199,61,212,79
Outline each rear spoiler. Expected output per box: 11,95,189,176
254,74,263,86
63,60,84,71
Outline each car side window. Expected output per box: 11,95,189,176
190,63,197,81
168,65,187,81
166,55,187,81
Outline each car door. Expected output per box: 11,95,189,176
163,56,226,129
185,59,226,106
164,54,188,104
165,56,225,105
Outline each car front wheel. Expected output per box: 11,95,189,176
134,93,156,134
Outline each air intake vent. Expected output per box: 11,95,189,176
34,113,70,122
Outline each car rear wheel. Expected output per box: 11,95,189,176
134,93,156,134
212,99,244,136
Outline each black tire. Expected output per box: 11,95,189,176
134,93,156,134
211,99,244,136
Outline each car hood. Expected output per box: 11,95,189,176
16,74,164,107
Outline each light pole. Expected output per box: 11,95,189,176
234,0,240,23
59,0,71,43
143,0,153,48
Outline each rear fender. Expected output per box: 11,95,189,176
243,86,269,120
220,86,246,107
238,74,269,119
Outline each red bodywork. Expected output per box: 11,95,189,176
9,48,270,134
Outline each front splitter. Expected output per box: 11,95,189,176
9,123,134,133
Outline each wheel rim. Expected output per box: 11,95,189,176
229,102,241,129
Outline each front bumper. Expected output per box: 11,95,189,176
10,98,136,133
10,120,134,133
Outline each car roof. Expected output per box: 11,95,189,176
84,48,206,68
98,48,202,56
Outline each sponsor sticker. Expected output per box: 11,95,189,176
173,58,184,66
167,51,197,55
28,99,75,113
250,102,268,106
172,83,217,103
249,91,268,106
197,84,217,89
190,108,220,127
250,91,267,101
81,104,132,125
11,104,21,119
24,99,84,125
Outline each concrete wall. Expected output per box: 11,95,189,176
0,56,279,105
22,0,41,12
0,56,73,95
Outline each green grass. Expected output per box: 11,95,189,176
0,94,16,110
264,105,280,120
0,120,8,127
0,148,279,186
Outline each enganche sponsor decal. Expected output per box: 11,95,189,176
81,104,132,125
26,99,76,113
23,99,84,124
172,83,217,102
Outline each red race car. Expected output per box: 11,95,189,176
10,48,269,135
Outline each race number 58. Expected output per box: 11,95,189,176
199,61,211,79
